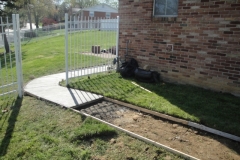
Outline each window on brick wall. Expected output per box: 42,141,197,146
89,11,94,17
106,12,111,19
153,0,178,17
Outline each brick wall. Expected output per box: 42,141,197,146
118,0,240,96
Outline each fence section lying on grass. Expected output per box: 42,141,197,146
0,14,23,101
65,13,119,85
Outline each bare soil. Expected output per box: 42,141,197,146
80,100,240,160
111,111,240,160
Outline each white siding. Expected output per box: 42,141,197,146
84,3,118,13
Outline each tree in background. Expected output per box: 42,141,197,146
67,0,99,8
15,0,57,29
0,0,18,16
25,0,33,30
109,1,118,9
65,0,118,9
56,2,70,22
31,0,56,28
0,0,19,53
102,0,118,9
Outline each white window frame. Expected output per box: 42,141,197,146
89,11,94,17
153,0,178,17
106,12,111,19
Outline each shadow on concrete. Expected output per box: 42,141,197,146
67,87,102,108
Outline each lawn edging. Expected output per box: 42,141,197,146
104,97,240,142
69,107,200,160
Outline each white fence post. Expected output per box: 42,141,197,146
12,14,23,98
65,13,69,85
116,16,120,70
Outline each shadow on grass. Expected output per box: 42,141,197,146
0,97,17,125
138,81,240,134
0,97,22,156
70,117,117,143
130,80,240,155
0,51,26,69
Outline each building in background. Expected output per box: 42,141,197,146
70,3,118,19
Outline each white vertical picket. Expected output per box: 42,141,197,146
0,61,3,96
73,15,76,78
116,16,119,69
90,17,92,70
1,17,9,98
88,17,90,72
64,14,119,81
82,17,84,76
69,16,72,79
97,17,100,73
77,16,80,77
6,16,15,94
65,13,69,85
83,16,86,75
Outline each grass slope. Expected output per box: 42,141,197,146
0,32,184,159
68,73,240,137
0,97,183,160
0,30,116,84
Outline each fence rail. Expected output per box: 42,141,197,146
1,22,73,46
20,24,65,42
65,14,119,85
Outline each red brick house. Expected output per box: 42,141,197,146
118,0,240,96
71,3,118,19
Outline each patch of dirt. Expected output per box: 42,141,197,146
79,100,240,160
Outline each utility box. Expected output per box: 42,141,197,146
92,45,100,54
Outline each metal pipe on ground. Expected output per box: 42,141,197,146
69,107,200,160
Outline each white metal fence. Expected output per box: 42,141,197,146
20,23,65,42
65,13,119,85
0,14,23,99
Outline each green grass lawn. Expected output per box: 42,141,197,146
0,32,185,159
68,72,240,137
21,30,115,83
0,96,183,160
1,30,116,84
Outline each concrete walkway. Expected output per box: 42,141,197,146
24,67,110,108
